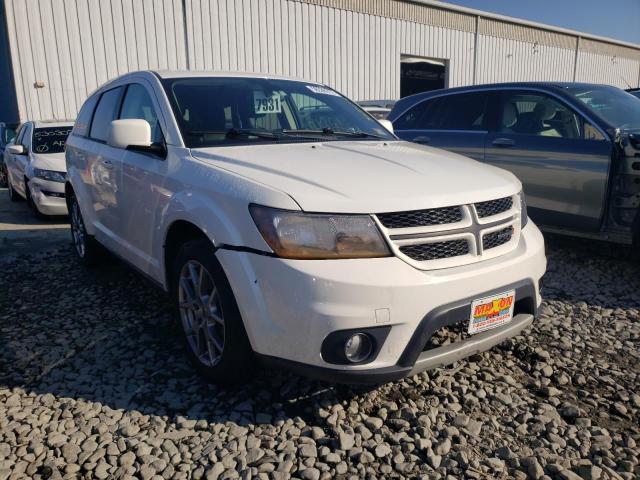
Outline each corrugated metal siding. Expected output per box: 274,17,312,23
475,35,575,85
3,0,187,121
184,0,475,99
2,0,640,122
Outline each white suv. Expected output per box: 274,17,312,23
65,71,546,384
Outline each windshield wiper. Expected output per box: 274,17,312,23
281,128,386,139
188,128,282,140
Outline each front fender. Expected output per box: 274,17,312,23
154,188,298,290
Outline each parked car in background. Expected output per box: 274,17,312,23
627,88,640,99
4,120,73,216
361,106,392,120
389,83,640,245
65,71,545,384
0,122,17,187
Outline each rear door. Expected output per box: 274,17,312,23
85,86,126,248
393,91,492,162
484,90,612,232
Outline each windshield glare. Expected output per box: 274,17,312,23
162,77,394,147
32,127,72,154
565,85,640,130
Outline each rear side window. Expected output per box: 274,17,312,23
395,92,489,131
119,84,163,144
89,87,124,142
73,95,99,137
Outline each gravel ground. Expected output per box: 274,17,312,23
0,236,638,480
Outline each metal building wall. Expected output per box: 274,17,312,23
183,0,475,100
2,0,640,122
2,0,187,122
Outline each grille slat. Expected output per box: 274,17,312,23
377,206,462,229
483,226,514,250
475,196,513,218
400,239,469,261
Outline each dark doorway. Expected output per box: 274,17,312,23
400,56,447,98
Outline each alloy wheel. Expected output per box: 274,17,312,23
70,200,86,258
178,260,226,367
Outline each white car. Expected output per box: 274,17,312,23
65,71,546,384
5,120,73,216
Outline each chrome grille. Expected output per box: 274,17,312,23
400,240,469,261
377,206,463,229
475,196,513,218
483,226,514,250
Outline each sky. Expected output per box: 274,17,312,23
441,0,640,45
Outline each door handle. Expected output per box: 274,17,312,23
492,138,515,147
102,159,114,170
413,136,431,144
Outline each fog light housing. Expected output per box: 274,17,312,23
344,333,373,363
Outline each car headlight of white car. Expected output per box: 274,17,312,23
33,168,66,183
250,205,391,259
518,190,528,228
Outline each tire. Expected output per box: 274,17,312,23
7,174,21,202
69,192,102,266
172,238,254,384
25,180,45,219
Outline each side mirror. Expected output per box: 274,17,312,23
107,119,151,150
7,144,25,155
378,119,394,134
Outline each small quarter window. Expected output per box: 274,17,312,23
119,84,163,144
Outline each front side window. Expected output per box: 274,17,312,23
162,77,394,147
499,91,582,139
32,127,72,154
120,84,163,144
90,87,124,142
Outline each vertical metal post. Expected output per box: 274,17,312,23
573,36,581,82
473,15,480,85
182,0,191,70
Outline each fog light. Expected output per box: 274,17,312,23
344,333,373,363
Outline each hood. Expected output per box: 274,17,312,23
191,141,520,213
30,152,66,172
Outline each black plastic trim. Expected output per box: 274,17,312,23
396,279,536,367
257,353,411,385
320,326,391,365
217,244,276,257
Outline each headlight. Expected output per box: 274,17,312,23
518,190,528,228
249,205,391,259
33,168,65,183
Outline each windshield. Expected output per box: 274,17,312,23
162,77,394,147
32,127,72,154
565,85,640,130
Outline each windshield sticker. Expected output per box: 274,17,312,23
306,85,340,96
254,92,282,114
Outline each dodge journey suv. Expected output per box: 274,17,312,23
65,71,546,384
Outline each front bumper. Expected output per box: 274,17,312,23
217,222,546,383
28,178,68,215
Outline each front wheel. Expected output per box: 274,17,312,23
172,239,254,384
69,193,102,265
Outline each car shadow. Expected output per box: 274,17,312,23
0,245,377,428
